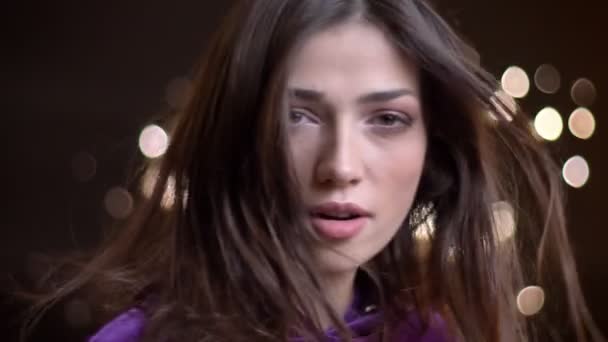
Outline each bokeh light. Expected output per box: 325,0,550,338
534,107,563,141
141,165,177,210
490,90,517,122
492,201,515,243
165,76,193,111
71,151,97,182
501,66,530,98
517,286,545,316
534,64,561,94
571,78,597,107
562,156,590,188
414,211,436,260
568,107,596,140
104,187,134,219
447,246,457,263
414,216,435,242
139,124,169,159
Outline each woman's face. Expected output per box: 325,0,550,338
286,20,427,275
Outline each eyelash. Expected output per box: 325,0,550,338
287,108,413,129
368,112,413,128
288,108,318,125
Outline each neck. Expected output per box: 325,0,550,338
316,269,358,329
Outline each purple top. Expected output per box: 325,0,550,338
88,303,449,342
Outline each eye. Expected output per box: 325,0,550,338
288,108,318,125
369,112,412,127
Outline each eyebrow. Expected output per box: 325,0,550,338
288,88,417,104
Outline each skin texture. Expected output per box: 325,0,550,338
285,19,428,323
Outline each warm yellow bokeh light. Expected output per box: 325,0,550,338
139,124,169,159
414,212,436,260
534,64,561,94
568,107,596,140
563,156,590,188
501,66,530,99
414,214,435,242
517,286,545,316
534,107,563,141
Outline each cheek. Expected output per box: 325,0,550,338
388,151,425,188
288,129,319,185
373,140,426,214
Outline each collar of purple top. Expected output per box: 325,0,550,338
89,272,448,342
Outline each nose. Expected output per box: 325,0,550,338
314,125,363,188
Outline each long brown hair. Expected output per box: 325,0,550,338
23,0,605,341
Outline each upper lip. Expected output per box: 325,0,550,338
309,202,372,218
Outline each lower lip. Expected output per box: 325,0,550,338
310,216,368,240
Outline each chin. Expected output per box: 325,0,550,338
315,246,368,276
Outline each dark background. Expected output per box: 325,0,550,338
2,0,606,340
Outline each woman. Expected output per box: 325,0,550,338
24,0,605,341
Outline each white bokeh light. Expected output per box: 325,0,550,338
492,201,516,243
517,286,545,316
534,107,563,141
139,124,169,159
501,66,530,99
562,156,590,188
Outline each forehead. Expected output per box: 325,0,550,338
286,20,419,93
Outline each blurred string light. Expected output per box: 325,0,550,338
139,124,169,159
571,78,597,107
562,156,590,188
534,107,563,141
501,66,530,99
71,151,97,182
492,201,515,243
534,64,561,94
568,108,596,140
104,187,134,219
165,76,193,111
141,165,177,210
517,286,545,316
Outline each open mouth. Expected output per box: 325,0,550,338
309,214,368,240
308,202,371,239
314,213,361,221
